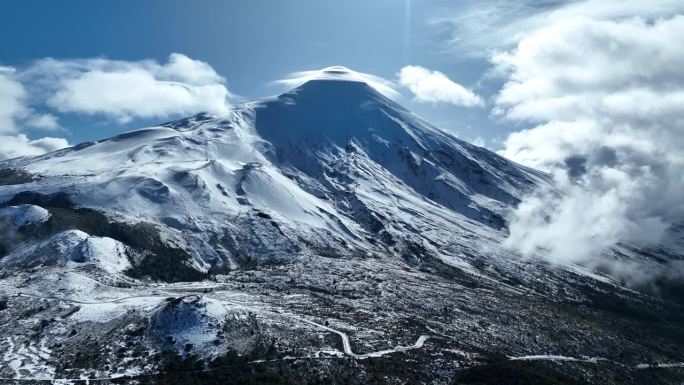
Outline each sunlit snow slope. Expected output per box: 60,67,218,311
0,67,550,279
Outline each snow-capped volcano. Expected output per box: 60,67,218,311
0,71,549,276
1,68,682,384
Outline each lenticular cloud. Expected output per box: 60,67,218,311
275,66,400,99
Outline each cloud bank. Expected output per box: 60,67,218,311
32,53,231,123
0,134,69,160
398,65,483,107
489,5,684,284
433,0,684,57
0,53,231,160
0,67,26,134
0,67,69,160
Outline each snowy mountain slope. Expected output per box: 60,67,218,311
0,67,677,298
0,67,682,384
0,68,551,277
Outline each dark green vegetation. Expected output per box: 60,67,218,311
1,191,206,282
0,168,38,186
453,360,583,385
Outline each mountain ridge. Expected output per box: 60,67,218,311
0,74,552,274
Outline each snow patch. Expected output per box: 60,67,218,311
2,230,131,275
0,204,51,227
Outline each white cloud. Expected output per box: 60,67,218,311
156,52,224,85
0,134,69,160
0,53,231,160
30,53,231,123
398,65,483,107
0,67,27,134
471,136,486,147
25,114,60,130
0,67,68,160
491,10,684,284
433,0,684,57
492,16,684,123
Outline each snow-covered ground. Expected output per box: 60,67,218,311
0,204,50,227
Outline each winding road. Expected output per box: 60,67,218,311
14,289,433,361
298,317,431,359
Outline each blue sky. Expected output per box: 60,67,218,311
0,0,511,146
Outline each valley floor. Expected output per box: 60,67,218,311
1,254,683,384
